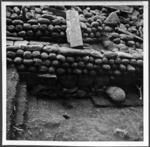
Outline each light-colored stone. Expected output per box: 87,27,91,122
29,41,51,45
7,40,14,46
106,86,126,102
104,12,120,25
66,10,83,47
14,40,29,46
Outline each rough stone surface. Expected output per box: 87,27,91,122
91,94,112,107
91,89,142,107
29,41,51,45
14,40,29,46
106,86,126,102
66,10,83,47
7,40,14,46
104,12,120,25
7,68,19,139
15,82,27,126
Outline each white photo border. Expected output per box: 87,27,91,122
2,1,149,146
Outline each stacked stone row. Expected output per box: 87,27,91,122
75,6,143,48
6,6,67,42
7,6,24,37
119,6,143,38
7,45,143,82
6,6,107,43
6,5,104,43
6,5,143,46
78,6,105,43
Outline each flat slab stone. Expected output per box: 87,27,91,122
90,90,142,107
37,74,57,79
117,28,143,42
7,40,14,46
91,95,112,107
105,6,134,13
15,82,28,126
29,41,51,45
14,40,29,46
7,37,23,41
49,7,66,18
66,10,83,48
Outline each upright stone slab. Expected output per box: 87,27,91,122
66,10,83,48
7,67,19,139
15,82,27,127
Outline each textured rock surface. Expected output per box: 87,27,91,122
6,5,143,45
6,44,143,85
106,86,126,102
6,5,144,141
15,82,27,126
7,67,19,139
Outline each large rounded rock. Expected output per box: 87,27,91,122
105,86,126,102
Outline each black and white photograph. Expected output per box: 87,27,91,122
1,1,149,146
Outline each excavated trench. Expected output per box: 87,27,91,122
6,5,143,141
7,65,143,141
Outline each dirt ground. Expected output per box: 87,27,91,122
23,97,143,141
7,68,143,141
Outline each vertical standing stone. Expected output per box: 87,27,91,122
66,9,83,48
7,67,19,139
15,82,27,127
